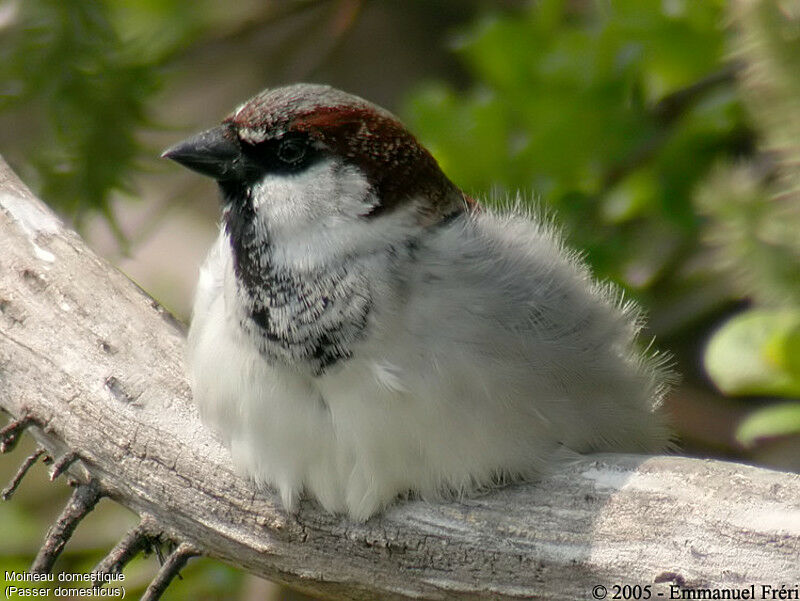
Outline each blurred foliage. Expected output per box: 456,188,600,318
700,0,800,444
0,0,253,241
0,0,160,240
705,309,800,398
406,0,747,311
737,401,800,447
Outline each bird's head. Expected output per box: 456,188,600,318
163,84,470,266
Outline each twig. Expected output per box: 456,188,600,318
601,62,743,192
0,414,35,453
31,479,103,574
158,0,333,66
303,0,364,79
652,61,742,124
49,451,78,481
140,542,200,601
92,517,159,588
1,446,45,500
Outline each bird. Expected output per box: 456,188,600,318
163,83,671,521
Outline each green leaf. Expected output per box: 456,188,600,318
704,308,800,397
0,1,157,221
404,0,742,307
736,402,800,447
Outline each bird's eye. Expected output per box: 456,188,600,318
277,137,307,165
237,131,317,176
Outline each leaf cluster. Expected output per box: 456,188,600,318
0,1,156,236
0,0,211,240
699,0,800,445
406,0,745,304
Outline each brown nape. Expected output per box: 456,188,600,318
461,191,481,213
290,106,466,224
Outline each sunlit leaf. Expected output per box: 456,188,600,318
705,309,800,397
737,402,800,447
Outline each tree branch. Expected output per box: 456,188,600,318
0,155,798,599
141,543,200,601
1,446,45,500
31,479,103,574
91,516,159,588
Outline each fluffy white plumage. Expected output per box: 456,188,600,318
168,84,671,521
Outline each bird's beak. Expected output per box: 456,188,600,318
161,126,243,181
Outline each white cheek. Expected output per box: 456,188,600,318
249,168,317,227
331,164,375,217
249,159,373,229
240,157,421,269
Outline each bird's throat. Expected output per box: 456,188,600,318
224,202,372,376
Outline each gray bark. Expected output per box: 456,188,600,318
0,156,798,600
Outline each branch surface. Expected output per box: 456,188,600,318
0,156,798,600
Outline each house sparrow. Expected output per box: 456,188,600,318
163,83,671,521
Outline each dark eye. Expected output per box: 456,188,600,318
277,136,307,165
237,131,318,178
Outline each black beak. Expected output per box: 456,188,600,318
161,126,243,181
